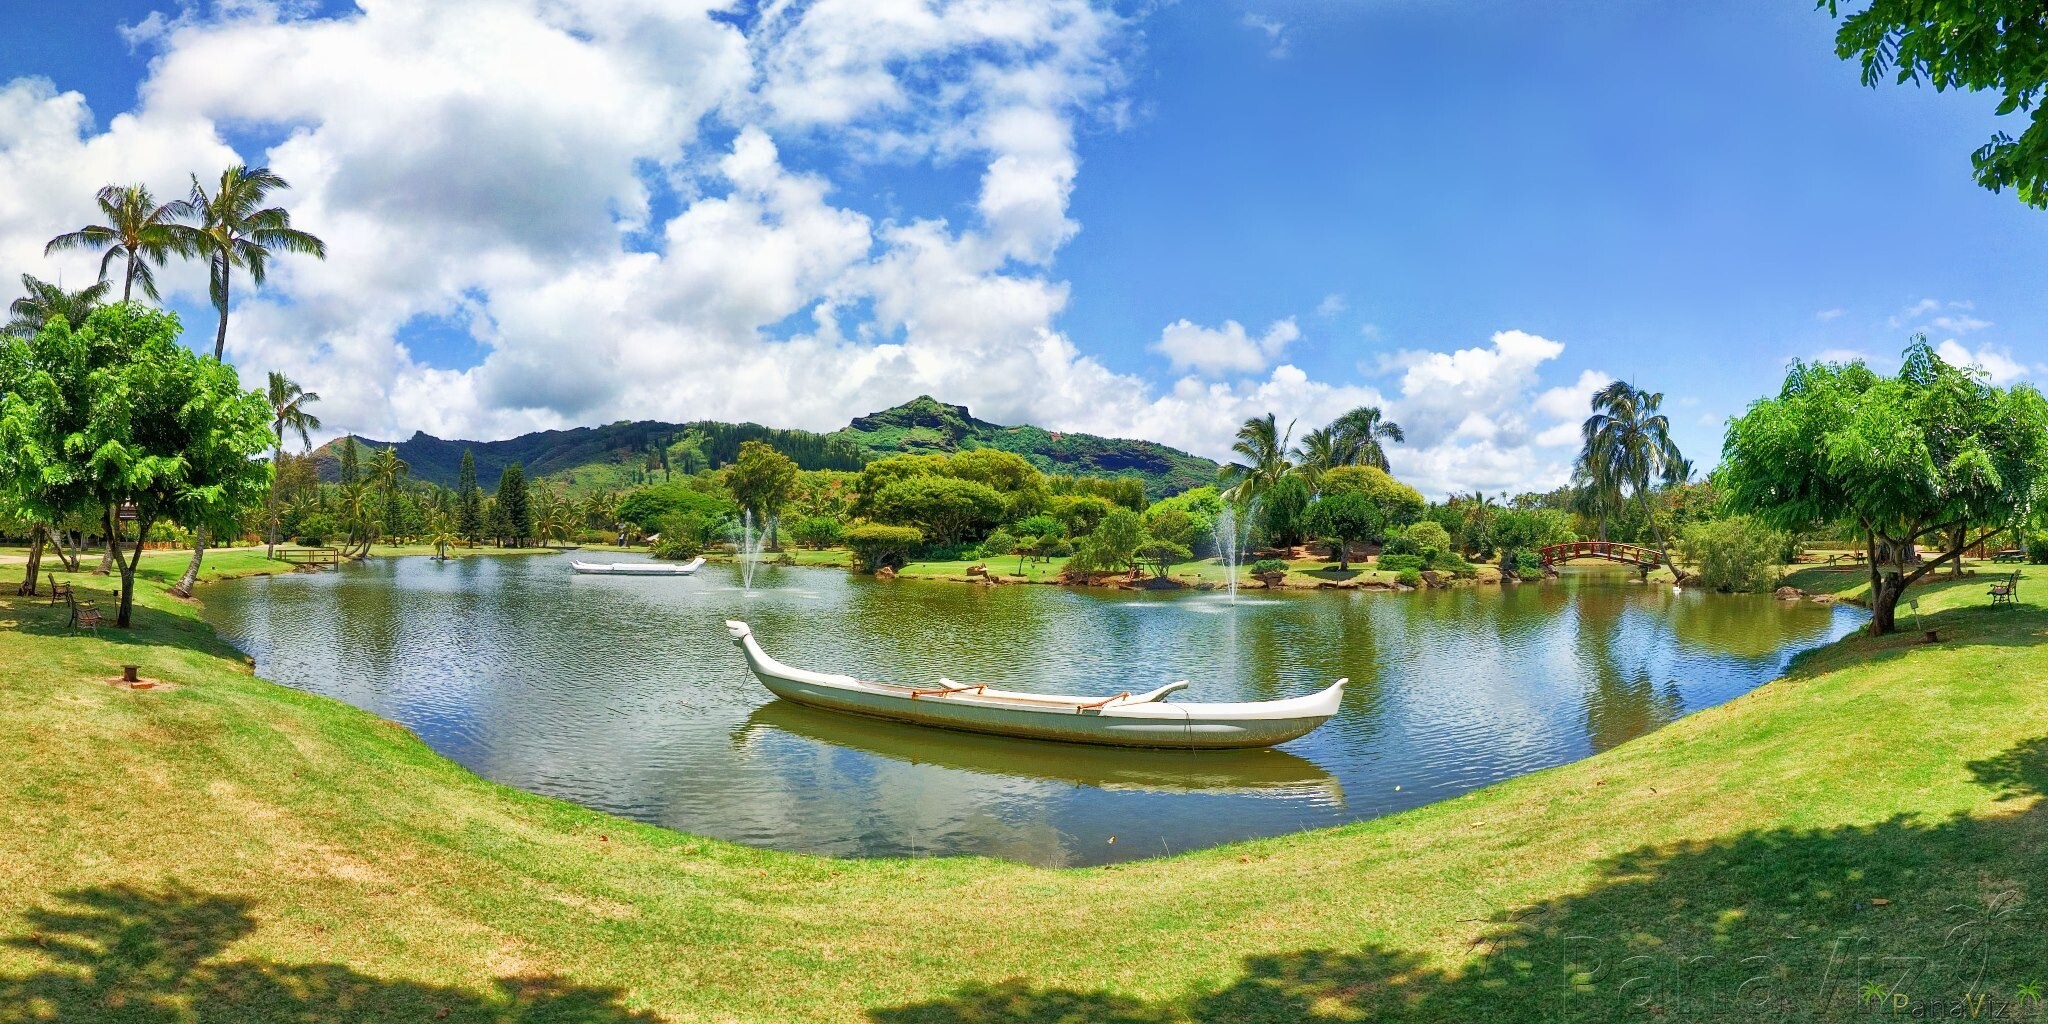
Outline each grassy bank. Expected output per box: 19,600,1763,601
1,553,2044,1021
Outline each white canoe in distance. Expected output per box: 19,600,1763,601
725,620,1344,750
570,556,706,576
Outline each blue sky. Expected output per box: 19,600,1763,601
2,0,2042,496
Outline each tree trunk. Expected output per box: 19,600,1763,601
96,511,115,575
1638,487,1677,582
170,526,207,598
212,260,231,361
122,254,137,305
267,443,281,559
114,511,150,629
1868,568,1906,636
51,528,78,572
18,526,46,596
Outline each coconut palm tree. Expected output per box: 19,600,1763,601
265,373,322,558
366,445,409,540
424,509,459,560
1292,426,1341,493
5,275,110,336
43,185,197,304
1221,413,1295,505
187,166,327,360
1577,380,1686,576
1327,406,1405,470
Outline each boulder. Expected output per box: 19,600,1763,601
876,566,898,580
1774,586,1803,600
1420,570,1449,589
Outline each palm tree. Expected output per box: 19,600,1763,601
1576,380,1687,577
43,185,197,304
1292,426,1341,493
366,445,409,540
1328,406,1405,470
5,275,110,336
424,510,459,560
265,373,322,558
187,166,327,360
1221,413,1295,505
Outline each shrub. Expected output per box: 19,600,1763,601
1250,558,1289,577
1075,508,1145,571
1429,549,1477,577
1376,553,1425,573
1256,476,1312,547
1404,520,1453,556
845,523,923,572
1510,549,1545,582
981,529,1020,558
1014,513,1066,541
786,515,845,550
2025,531,2048,564
652,534,703,561
1679,516,1790,593
1379,535,1420,558
1396,568,1423,588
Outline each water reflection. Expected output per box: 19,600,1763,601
203,557,1863,866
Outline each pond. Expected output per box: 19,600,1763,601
202,555,1863,867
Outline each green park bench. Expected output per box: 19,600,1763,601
1989,571,2021,607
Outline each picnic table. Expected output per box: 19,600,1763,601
1991,549,2028,564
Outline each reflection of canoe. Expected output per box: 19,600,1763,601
725,621,1344,750
571,557,705,576
739,700,1344,801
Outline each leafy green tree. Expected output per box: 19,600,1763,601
456,449,482,542
1144,486,1222,556
616,484,737,537
1142,507,1197,551
786,515,845,550
263,372,321,558
0,306,270,626
851,454,947,516
1680,516,1791,594
1319,466,1426,530
186,165,327,360
1074,507,1145,572
496,463,531,547
1578,380,1686,576
1137,539,1193,579
1049,494,1114,536
6,275,109,337
1823,0,2048,206
1306,491,1388,571
870,476,1006,545
726,440,800,548
981,528,1021,561
43,184,196,303
1404,520,1453,558
1490,508,1577,577
1256,474,1313,548
1013,513,1066,542
1721,340,2048,634
845,523,923,572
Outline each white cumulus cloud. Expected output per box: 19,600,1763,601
1152,317,1300,376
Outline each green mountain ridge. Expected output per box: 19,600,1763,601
313,396,1221,498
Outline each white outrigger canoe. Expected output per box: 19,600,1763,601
725,621,1344,749
571,556,706,576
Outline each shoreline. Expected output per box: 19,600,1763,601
6,549,2040,1020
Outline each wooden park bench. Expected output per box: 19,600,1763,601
46,576,72,606
65,591,104,632
1989,571,2022,607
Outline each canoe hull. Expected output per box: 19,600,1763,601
571,556,705,576
757,672,1329,749
726,621,1342,751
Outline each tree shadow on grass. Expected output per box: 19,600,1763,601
0,884,658,1024
1781,604,2048,682
873,737,2048,1023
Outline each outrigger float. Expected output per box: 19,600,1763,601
724,621,1344,750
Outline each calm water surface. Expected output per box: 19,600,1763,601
203,556,1863,866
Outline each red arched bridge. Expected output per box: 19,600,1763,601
1538,540,1664,569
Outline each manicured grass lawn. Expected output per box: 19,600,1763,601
2,553,2044,1020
